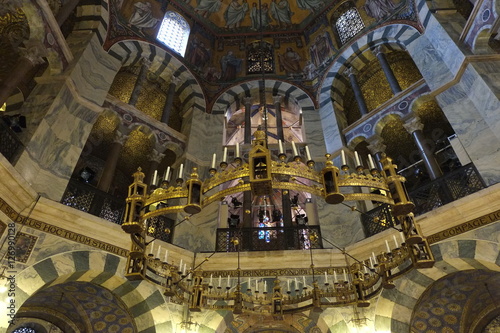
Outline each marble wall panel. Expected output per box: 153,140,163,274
186,109,225,162
69,35,122,105
302,109,327,159
316,197,365,248
319,102,344,154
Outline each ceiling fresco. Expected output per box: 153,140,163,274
104,0,417,97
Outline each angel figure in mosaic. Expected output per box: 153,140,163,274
195,0,222,18
128,1,160,32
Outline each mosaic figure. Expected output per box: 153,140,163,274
224,0,249,28
270,0,294,28
128,1,160,32
195,0,222,18
363,0,396,20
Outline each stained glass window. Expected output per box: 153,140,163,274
157,11,190,56
336,8,365,45
247,41,274,74
12,328,37,333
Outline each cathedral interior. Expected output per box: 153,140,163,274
1,0,500,331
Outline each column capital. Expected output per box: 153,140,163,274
171,76,182,86
344,66,358,78
242,96,253,105
19,40,46,66
366,136,386,154
273,95,283,104
403,116,424,133
113,131,129,145
372,45,385,57
149,149,165,163
141,57,152,68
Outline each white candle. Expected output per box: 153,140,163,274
248,277,251,289
333,270,337,282
227,274,230,286
292,141,298,156
164,166,170,181
305,146,311,161
295,277,298,289
303,276,306,287
343,269,347,281
149,242,154,255
256,280,259,292
324,271,328,284
164,250,168,262
372,252,378,265
354,151,361,167
393,235,399,248
287,279,290,291
278,139,284,154
178,164,183,178
368,154,376,169
223,147,227,162
152,170,158,186
218,275,222,287
211,153,216,169
385,240,391,252
264,280,267,291
210,274,213,285
400,232,405,243
369,256,374,268
156,245,161,258
183,263,186,275
236,142,240,158
179,259,183,270
364,265,368,274
341,150,346,166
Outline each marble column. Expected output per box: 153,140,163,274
273,95,284,141
243,97,253,144
161,76,181,125
403,116,443,180
366,136,387,170
373,46,402,95
129,58,151,107
0,41,45,107
145,149,165,187
97,132,128,192
344,67,369,116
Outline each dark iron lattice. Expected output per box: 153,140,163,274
147,215,174,243
61,179,126,224
0,121,23,163
363,163,486,237
216,226,322,252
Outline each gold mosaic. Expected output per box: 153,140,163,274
119,128,155,176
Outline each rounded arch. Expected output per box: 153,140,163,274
11,250,176,332
374,237,500,332
211,79,316,116
107,40,206,115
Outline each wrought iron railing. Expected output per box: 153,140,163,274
216,226,322,252
362,163,486,237
61,179,126,224
0,121,23,163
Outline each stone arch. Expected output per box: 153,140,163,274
211,79,316,115
107,40,206,115
12,250,175,332
374,237,500,332
472,27,495,54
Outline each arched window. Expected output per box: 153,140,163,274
157,11,190,56
334,4,365,45
247,41,274,74
12,328,37,333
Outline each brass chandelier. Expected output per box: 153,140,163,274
121,127,435,314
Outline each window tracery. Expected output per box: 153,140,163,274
157,11,190,56
335,6,365,45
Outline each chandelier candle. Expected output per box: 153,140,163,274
211,153,216,169
164,166,170,182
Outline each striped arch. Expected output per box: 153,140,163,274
318,23,421,113
107,40,206,115
374,237,500,332
210,79,316,115
14,250,183,333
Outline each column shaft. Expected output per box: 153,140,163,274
243,98,253,144
375,49,401,95
161,78,178,124
412,130,443,180
97,141,123,192
347,71,369,116
129,59,150,106
273,96,284,141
